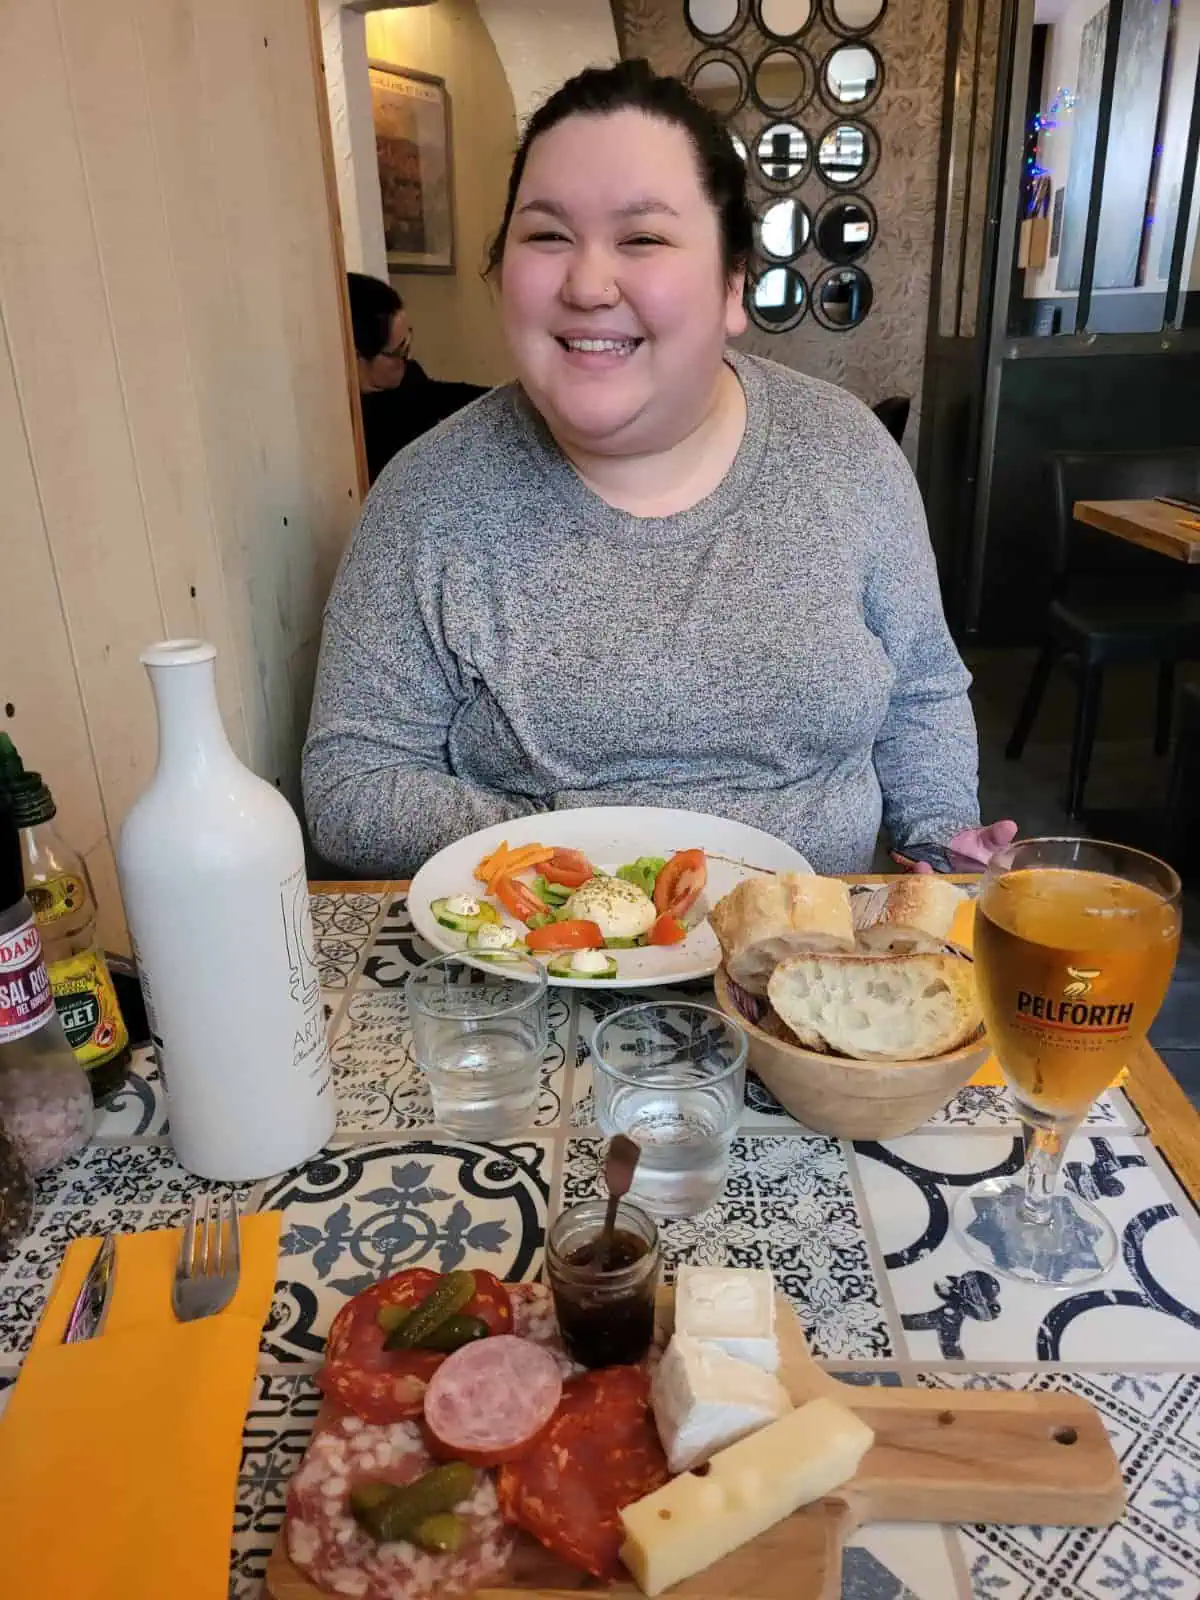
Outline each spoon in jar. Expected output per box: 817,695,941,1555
597,1134,641,1270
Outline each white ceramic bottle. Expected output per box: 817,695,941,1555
117,640,336,1180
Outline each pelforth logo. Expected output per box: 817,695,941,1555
1016,966,1134,1032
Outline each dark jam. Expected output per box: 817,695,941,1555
550,1227,656,1370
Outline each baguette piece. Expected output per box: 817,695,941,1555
854,876,966,955
767,950,981,1062
709,874,855,997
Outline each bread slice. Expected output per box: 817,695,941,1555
767,951,982,1062
709,874,855,996
854,877,966,956
758,1003,828,1054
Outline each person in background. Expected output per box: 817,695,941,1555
348,272,489,483
307,64,1013,878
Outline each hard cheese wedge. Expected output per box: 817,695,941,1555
619,1396,874,1597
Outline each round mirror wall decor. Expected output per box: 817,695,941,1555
686,52,750,117
813,194,876,263
753,120,812,188
753,0,813,42
747,265,809,331
755,197,812,262
820,43,882,113
812,264,873,328
685,51,750,118
685,0,747,43
824,0,887,36
751,45,815,117
816,119,878,187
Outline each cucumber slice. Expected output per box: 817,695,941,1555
547,951,619,980
430,898,500,934
464,929,529,962
530,875,572,907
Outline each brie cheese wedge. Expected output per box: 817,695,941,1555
650,1333,792,1474
674,1264,779,1372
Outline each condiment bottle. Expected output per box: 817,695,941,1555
117,640,336,1181
0,735,130,1102
0,1113,33,1262
0,799,95,1175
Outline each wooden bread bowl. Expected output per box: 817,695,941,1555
713,966,990,1139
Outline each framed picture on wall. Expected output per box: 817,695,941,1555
368,62,454,273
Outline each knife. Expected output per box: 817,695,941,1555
62,1234,117,1344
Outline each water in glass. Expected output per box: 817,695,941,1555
406,954,548,1137
590,1003,747,1217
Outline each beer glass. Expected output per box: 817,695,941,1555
953,838,1180,1287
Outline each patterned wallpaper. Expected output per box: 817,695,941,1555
618,0,952,456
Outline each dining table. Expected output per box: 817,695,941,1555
2,875,1199,1600
1073,498,1200,564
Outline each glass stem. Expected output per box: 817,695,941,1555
1018,1114,1079,1226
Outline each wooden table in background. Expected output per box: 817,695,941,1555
1074,497,1200,564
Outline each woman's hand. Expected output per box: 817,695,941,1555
911,819,1019,873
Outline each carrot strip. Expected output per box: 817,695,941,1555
483,844,555,892
475,841,509,883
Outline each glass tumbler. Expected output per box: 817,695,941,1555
405,952,548,1136
590,1002,747,1217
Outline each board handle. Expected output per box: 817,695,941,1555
847,1392,1126,1528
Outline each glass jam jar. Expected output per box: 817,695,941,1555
545,1198,660,1369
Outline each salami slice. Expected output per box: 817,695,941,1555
423,1334,563,1467
287,1412,515,1600
496,1365,669,1581
319,1269,514,1423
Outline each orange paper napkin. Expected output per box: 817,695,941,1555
952,897,1128,1090
0,1211,281,1600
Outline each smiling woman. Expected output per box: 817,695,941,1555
303,61,996,881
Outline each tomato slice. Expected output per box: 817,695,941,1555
652,849,707,918
494,875,549,925
526,919,605,952
540,848,595,889
647,913,687,946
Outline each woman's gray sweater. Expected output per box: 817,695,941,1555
303,352,979,877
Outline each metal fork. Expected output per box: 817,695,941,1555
172,1192,241,1321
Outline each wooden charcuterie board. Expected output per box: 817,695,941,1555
266,1289,1124,1600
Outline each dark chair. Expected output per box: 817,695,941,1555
872,395,911,447
1165,681,1200,878
1006,448,1200,818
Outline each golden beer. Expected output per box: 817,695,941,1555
974,867,1180,1116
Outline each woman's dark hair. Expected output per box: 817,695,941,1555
486,59,753,280
348,272,404,360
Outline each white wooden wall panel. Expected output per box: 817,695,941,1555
0,0,359,951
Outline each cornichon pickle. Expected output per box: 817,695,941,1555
349,1463,476,1544
376,1304,412,1336
384,1271,477,1350
420,1313,489,1353
348,1480,393,1514
409,1512,465,1554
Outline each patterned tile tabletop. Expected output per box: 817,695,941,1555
3,889,1198,1600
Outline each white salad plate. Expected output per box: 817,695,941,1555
407,806,812,989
